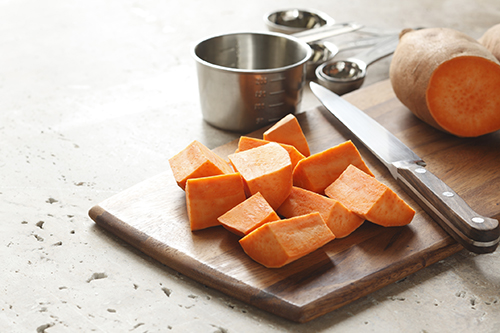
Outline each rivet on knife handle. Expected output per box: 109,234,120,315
393,160,500,253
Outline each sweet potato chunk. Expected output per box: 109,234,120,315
186,173,246,231
263,114,311,157
218,192,280,236
293,140,374,194
278,186,364,238
169,140,233,190
235,136,305,170
228,142,292,210
325,165,415,227
239,212,335,268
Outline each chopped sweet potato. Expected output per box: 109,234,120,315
169,140,233,190
235,136,306,170
263,114,311,157
218,192,280,236
325,165,415,227
293,140,374,194
278,186,364,238
228,142,292,210
185,173,246,231
239,212,335,268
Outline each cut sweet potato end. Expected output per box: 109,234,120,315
426,56,500,137
218,192,280,236
239,212,335,268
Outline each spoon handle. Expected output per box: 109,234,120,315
337,35,396,52
348,34,400,67
293,22,364,44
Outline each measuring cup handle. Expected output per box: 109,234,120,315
349,34,400,67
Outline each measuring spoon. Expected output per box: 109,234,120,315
291,21,371,78
315,33,400,95
306,35,398,79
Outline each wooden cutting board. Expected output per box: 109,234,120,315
88,79,500,323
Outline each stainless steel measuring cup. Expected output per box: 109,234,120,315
193,23,363,132
315,34,400,95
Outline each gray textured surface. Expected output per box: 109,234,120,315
1,1,500,332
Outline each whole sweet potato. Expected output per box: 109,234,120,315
479,23,500,61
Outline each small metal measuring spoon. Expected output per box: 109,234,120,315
315,34,400,95
306,35,398,80
291,21,365,78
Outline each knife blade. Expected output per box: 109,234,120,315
310,81,499,254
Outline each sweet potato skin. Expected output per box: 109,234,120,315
479,23,500,61
389,27,500,137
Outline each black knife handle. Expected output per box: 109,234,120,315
392,160,499,254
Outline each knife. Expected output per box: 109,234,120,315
310,81,500,254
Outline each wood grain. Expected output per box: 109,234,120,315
88,79,499,323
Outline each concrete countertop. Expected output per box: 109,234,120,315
2,1,499,332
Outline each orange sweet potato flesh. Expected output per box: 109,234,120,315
426,56,500,137
263,114,311,157
218,192,280,236
235,136,305,170
239,212,335,268
278,186,364,238
185,173,246,231
169,140,233,190
293,140,374,195
390,27,500,137
228,142,292,210
325,165,415,227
